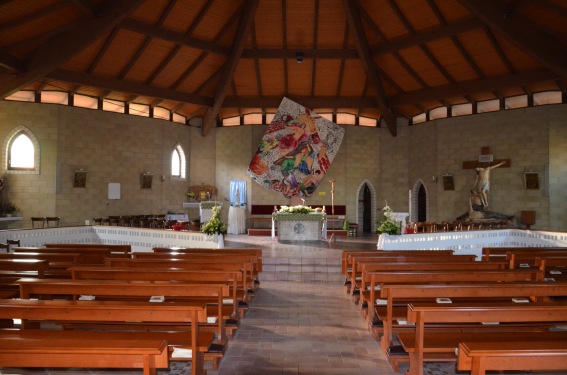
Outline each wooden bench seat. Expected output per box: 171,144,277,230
0,329,168,375
14,247,115,264
375,281,567,356
457,340,567,375
113,257,256,293
361,268,542,327
398,301,567,375
68,266,244,319
0,259,49,278
357,261,508,320
0,298,210,375
45,243,132,255
481,246,567,262
151,247,263,274
135,252,262,285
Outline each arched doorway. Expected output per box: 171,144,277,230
417,184,427,222
362,184,372,233
410,180,428,224
355,180,376,233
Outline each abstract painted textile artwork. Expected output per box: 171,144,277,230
248,97,345,198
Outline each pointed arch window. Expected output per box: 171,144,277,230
8,132,35,171
171,144,186,179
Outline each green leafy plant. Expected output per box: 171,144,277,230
201,205,227,236
278,205,315,214
376,202,401,235
2,202,16,215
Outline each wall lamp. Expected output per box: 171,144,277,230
296,52,304,64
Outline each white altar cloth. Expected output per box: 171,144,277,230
228,207,246,234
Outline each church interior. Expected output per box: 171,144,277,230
1,0,567,374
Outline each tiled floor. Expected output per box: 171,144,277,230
1,234,563,374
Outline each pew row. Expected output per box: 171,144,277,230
0,329,168,375
457,340,567,375
0,299,210,375
398,301,567,375
376,281,567,370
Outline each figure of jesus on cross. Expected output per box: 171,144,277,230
471,161,506,208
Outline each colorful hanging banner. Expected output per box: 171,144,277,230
248,97,345,197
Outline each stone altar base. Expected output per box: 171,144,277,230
277,220,322,241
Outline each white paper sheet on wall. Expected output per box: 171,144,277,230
108,183,120,200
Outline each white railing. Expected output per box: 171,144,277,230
377,229,567,259
0,226,220,252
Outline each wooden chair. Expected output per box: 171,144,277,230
46,217,60,227
6,239,20,252
31,217,45,228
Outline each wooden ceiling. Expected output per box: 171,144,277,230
1,0,566,136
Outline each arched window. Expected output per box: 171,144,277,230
171,144,186,179
6,128,39,174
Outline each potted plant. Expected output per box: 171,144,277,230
201,205,227,248
376,202,401,236
2,202,16,217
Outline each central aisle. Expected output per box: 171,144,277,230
212,280,397,375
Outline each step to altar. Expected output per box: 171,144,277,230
259,257,343,282
247,229,349,237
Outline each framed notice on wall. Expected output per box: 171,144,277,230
108,183,120,199
73,170,87,188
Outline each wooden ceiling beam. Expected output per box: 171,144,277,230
0,51,26,73
0,0,144,99
344,0,397,136
46,69,212,107
201,0,260,136
390,69,558,106
458,0,567,78
120,18,231,56
241,48,358,59
372,18,482,55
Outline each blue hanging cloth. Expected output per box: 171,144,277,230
229,180,246,207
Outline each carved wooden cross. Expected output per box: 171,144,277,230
462,147,511,169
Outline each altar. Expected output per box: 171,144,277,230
272,212,327,241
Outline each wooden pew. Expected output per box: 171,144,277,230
116,256,256,293
45,243,132,255
14,247,113,264
0,298,210,375
508,250,567,269
481,246,567,262
135,252,262,285
358,261,508,322
377,281,567,366
151,247,263,275
341,250,455,285
350,254,478,297
0,259,48,278
399,301,567,375
457,340,567,375
0,329,168,375
69,266,243,319
18,278,229,342
0,252,81,269
362,268,542,328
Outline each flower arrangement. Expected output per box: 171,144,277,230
186,191,195,200
2,202,16,215
376,202,401,235
278,205,315,214
201,205,227,236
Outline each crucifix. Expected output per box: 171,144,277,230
329,178,335,215
463,147,511,209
